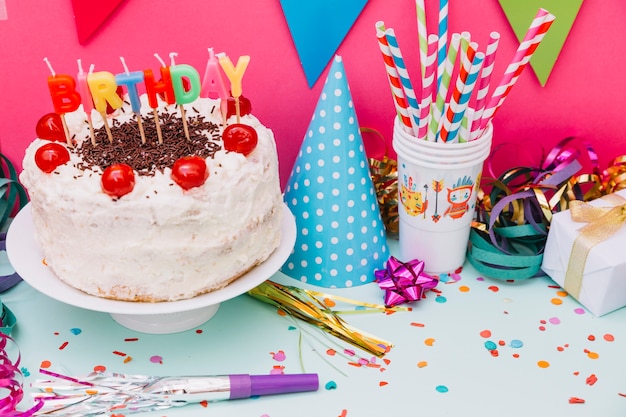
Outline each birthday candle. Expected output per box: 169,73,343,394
219,55,250,123
44,57,80,147
77,60,96,145
170,64,201,105
201,48,229,122
116,57,147,144
88,71,122,143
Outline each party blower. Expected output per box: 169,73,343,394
31,371,319,415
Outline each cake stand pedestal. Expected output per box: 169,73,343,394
6,203,296,334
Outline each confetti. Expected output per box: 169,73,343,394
585,374,598,386
603,333,615,342
549,317,561,325
537,360,550,368
424,338,435,346
149,355,163,364
510,339,523,348
459,285,470,292
93,365,106,372
568,397,585,404
573,308,586,315
40,360,52,369
487,285,499,292
69,328,82,335
379,381,388,386
479,330,492,338
270,350,286,361
551,298,563,305
124,337,139,342
484,341,497,351
58,341,69,350
435,385,449,393
435,296,447,303
411,322,425,327
325,381,337,390
417,361,428,368
587,335,596,341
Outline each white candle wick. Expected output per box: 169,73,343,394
43,57,55,77
154,53,166,68
169,52,178,66
120,56,130,75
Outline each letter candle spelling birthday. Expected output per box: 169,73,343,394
88,70,123,143
201,48,229,124
76,60,96,145
144,53,175,144
219,55,250,124
44,57,80,147
116,57,147,144
169,52,201,141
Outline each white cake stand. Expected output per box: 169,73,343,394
6,203,296,334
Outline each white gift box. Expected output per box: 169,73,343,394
541,189,626,316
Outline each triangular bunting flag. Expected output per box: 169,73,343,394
281,56,389,288
498,0,585,86
71,0,126,45
280,0,368,88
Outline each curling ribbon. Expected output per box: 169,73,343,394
0,332,43,415
362,127,398,236
564,194,626,299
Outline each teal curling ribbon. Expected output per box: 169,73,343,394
467,137,599,280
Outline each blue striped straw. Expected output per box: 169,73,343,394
385,28,420,136
446,50,484,143
437,0,449,89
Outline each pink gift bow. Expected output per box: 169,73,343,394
375,256,439,306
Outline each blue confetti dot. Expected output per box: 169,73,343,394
287,326,297,331
435,385,449,393
510,339,524,348
435,296,447,303
439,274,451,283
355,305,366,310
70,328,82,335
325,381,337,390
20,367,30,377
484,340,497,350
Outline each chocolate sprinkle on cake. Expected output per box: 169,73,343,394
76,109,222,176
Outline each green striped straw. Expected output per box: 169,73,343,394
427,32,461,142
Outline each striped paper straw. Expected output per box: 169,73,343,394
385,28,421,136
428,32,461,142
440,40,482,143
415,0,428,79
480,9,556,130
470,31,500,140
418,34,439,140
437,0,449,89
375,21,414,133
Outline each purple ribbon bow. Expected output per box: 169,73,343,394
375,256,439,307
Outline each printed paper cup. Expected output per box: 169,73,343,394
392,119,492,274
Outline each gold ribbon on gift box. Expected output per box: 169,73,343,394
565,193,626,298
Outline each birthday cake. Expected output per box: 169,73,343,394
19,54,283,302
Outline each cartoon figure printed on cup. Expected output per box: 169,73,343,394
431,179,444,223
400,174,428,216
443,176,474,220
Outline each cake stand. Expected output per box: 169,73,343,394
6,203,296,334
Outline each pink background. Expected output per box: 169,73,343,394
0,0,623,188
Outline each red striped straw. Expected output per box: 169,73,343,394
417,34,439,140
439,38,477,143
479,9,556,130
469,32,500,140
375,21,414,133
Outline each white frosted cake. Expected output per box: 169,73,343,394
20,94,283,302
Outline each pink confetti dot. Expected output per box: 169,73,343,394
271,350,286,362
573,308,585,315
150,355,163,364
549,317,560,325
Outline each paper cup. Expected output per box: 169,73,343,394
393,118,492,274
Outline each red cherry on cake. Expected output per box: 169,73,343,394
36,113,66,142
34,142,70,173
171,156,209,190
222,124,258,156
101,164,136,198
226,94,252,119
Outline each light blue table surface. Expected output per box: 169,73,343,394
4,240,626,416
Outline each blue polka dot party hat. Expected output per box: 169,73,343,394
281,55,389,288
